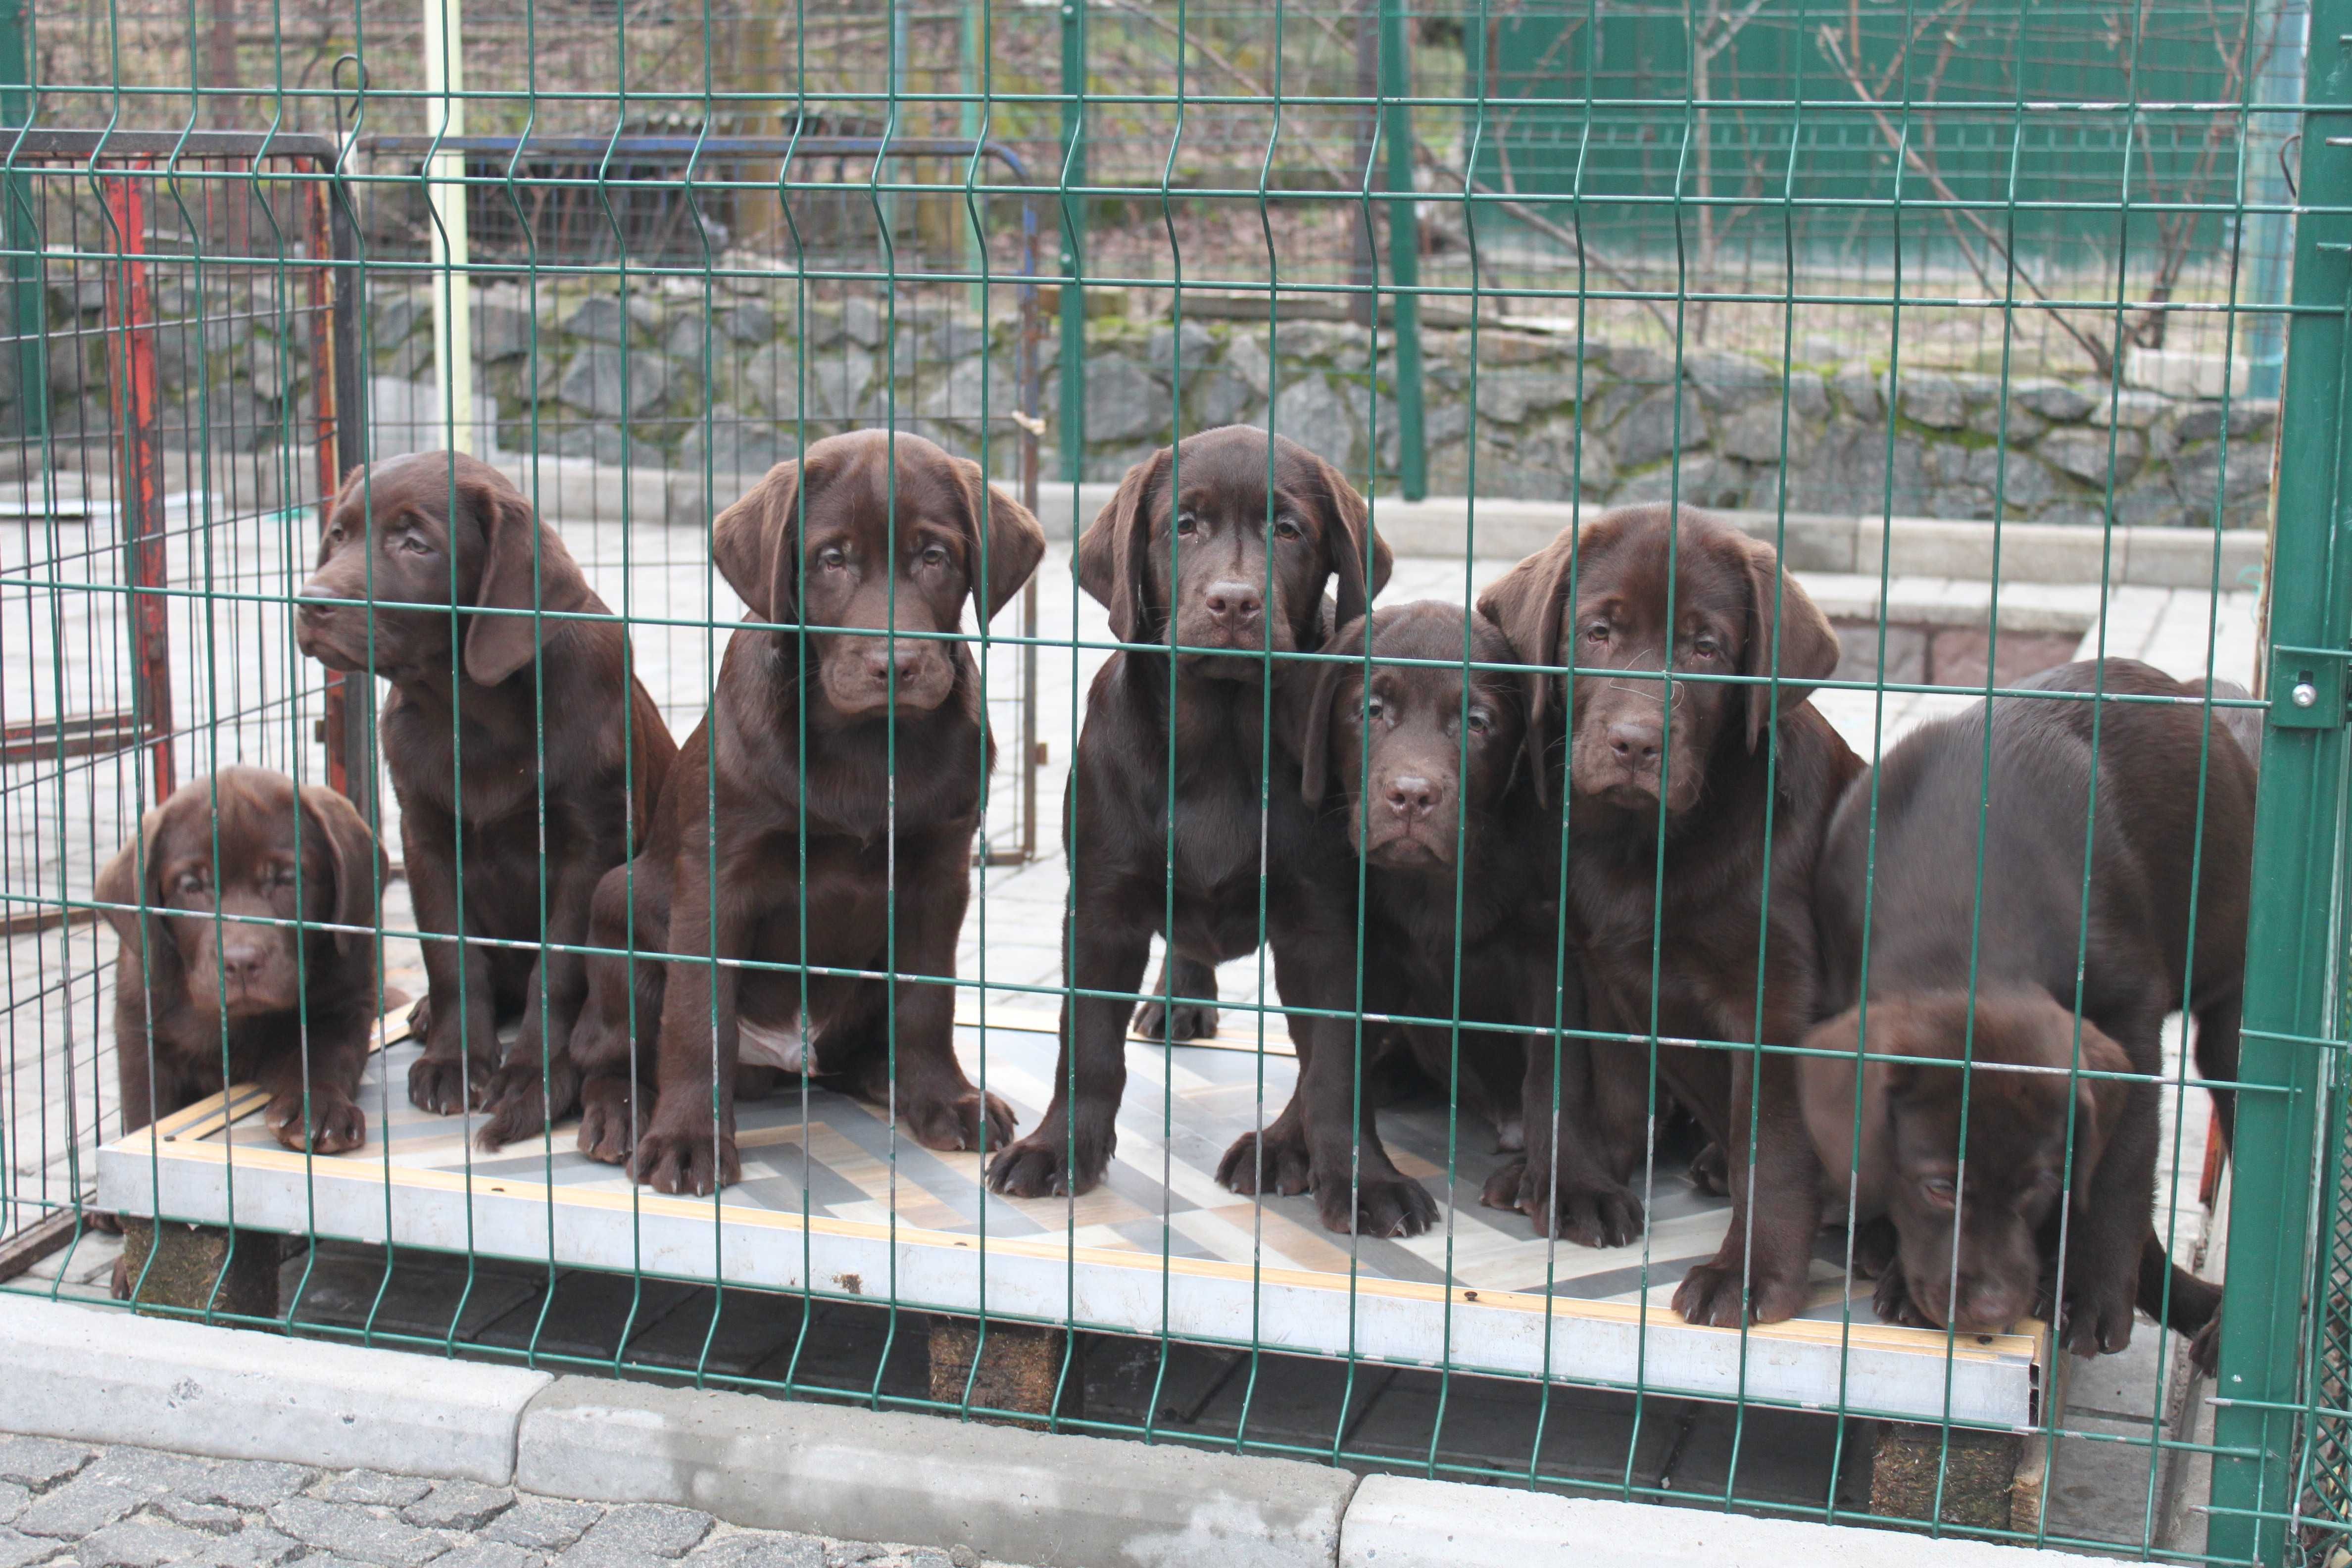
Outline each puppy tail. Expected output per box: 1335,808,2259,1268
2137,1230,2221,1351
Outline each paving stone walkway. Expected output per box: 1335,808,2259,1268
0,1431,1026,1568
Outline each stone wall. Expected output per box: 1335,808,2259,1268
51,275,2275,533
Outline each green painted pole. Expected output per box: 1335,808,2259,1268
1057,0,1085,482
2208,10,2351,1560
1377,0,1422,500
0,0,42,442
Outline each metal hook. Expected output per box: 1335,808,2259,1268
332,55,370,145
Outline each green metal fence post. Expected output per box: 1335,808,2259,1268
1377,0,1423,499
2209,13,2352,1558
0,0,42,442
1057,0,1085,482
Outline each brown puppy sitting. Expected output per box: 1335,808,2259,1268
1290,601,1639,1243
98,767,388,1155
295,452,676,1146
567,429,1045,1194
1805,658,2254,1363
1478,504,1858,1322
984,427,1391,1223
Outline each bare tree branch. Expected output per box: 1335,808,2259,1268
1816,21,2117,377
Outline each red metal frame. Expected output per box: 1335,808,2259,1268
302,171,356,800
100,167,173,806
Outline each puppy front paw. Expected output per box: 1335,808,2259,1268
268,1091,367,1154
629,1124,740,1196
1485,1156,1645,1247
1217,1125,1312,1196
1133,997,1219,1041
1673,1260,1807,1328
576,1078,646,1165
903,1088,1017,1154
2061,1282,2137,1359
407,1050,492,1115
986,1131,1108,1198
1870,1261,1937,1329
475,1062,561,1151
1315,1173,1438,1238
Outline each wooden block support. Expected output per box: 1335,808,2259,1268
1864,1420,2026,1533
115,1218,280,1323
929,1316,1078,1426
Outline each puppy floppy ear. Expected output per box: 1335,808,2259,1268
1300,451,1389,629
712,458,806,627
1079,447,1171,644
1476,529,1578,787
94,802,169,952
954,458,1047,623
299,785,386,959
463,471,592,687
1735,529,1842,753
2062,1018,2138,1215
1297,616,1365,806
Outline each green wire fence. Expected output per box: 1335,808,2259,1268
0,0,2341,1561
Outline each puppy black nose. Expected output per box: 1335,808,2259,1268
1607,722,1661,765
1383,774,1440,822
1201,582,1263,626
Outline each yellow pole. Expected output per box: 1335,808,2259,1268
423,0,474,453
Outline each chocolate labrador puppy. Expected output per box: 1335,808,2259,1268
567,429,1045,1194
1478,504,1858,1321
1289,600,1639,1243
295,452,676,1147
1805,658,2253,1361
985,427,1397,1229
98,767,388,1153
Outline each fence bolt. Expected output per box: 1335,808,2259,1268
2293,680,2320,707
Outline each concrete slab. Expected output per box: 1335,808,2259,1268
515,1376,1355,1568
1337,1474,2100,1567
0,1293,549,1485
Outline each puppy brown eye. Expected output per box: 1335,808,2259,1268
1175,512,1199,538
819,547,847,571
394,531,431,557
1920,1176,1958,1210
1466,710,1492,735
1363,695,1386,721
919,544,948,569
1689,636,1721,660
1585,622,1609,644
1272,517,1303,540
176,872,207,894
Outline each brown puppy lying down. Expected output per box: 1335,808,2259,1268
98,766,389,1155
985,427,1388,1212
1282,601,1637,1242
568,429,1046,1194
1478,504,1859,1317
1805,658,2253,1363
295,452,676,1142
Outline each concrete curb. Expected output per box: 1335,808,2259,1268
1023,483,2263,591
524,453,2264,596
1338,1475,2093,1568
0,1293,549,1485
514,1375,1354,1568
0,1296,2166,1566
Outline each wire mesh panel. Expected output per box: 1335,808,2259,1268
4,1,2350,1566
0,133,348,1259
